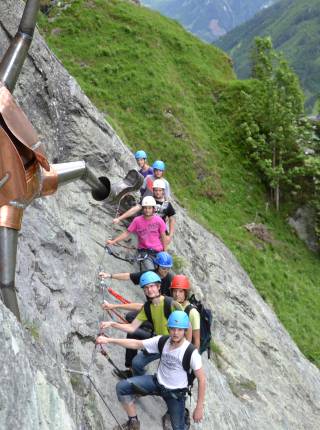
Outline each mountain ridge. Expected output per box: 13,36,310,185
216,0,320,110
142,0,275,42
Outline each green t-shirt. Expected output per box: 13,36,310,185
180,301,200,331
136,296,182,335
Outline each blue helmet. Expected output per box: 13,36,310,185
152,160,165,171
167,311,190,329
154,252,173,268
135,150,147,160
139,271,161,288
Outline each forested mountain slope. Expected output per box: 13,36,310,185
216,0,320,110
37,0,320,367
141,0,274,42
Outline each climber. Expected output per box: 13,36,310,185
100,252,174,374
99,251,174,296
106,196,167,271
169,275,200,350
96,310,206,430
134,150,153,178
99,272,189,378
112,179,176,244
141,160,170,198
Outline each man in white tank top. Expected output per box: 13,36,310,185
96,310,206,430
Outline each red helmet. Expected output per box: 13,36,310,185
170,275,190,290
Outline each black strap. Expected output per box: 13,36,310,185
158,335,170,355
164,296,173,319
158,336,196,374
182,343,196,372
144,301,152,324
144,296,173,325
106,245,135,264
184,304,195,316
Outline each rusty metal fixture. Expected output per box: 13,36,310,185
107,170,144,204
0,206,23,230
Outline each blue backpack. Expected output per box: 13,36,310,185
184,294,213,357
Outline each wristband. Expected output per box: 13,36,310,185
110,274,113,279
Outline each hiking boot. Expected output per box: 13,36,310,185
112,368,133,379
185,408,191,429
162,412,172,430
113,418,140,430
162,409,190,430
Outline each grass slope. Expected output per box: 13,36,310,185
216,0,320,111
40,0,320,365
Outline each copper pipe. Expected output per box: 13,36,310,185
0,206,23,230
0,85,50,170
0,126,27,207
40,166,59,197
25,162,40,201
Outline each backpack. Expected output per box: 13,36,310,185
184,294,212,358
158,335,196,394
144,296,173,333
155,200,169,218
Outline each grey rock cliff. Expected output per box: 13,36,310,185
288,205,319,253
1,1,320,429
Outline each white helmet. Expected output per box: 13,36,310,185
141,196,157,207
152,179,166,189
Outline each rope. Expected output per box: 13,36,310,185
66,192,141,427
87,374,124,429
65,244,126,428
66,366,124,430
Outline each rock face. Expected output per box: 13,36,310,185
288,205,319,253
1,1,320,429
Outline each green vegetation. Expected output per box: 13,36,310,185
172,254,186,273
24,320,40,340
228,377,257,398
39,0,320,366
240,37,319,216
216,0,320,111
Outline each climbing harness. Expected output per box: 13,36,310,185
94,238,151,268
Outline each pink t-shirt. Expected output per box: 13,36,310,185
128,215,166,251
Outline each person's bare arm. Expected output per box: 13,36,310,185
193,367,206,423
99,272,131,281
100,318,142,334
102,301,143,312
106,230,130,245
185,323,192,342
168,216,175,238
113,204,142,224
96,336,144,350
192,329,200,350
160,231,168,251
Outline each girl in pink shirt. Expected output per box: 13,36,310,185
106,196,168,253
